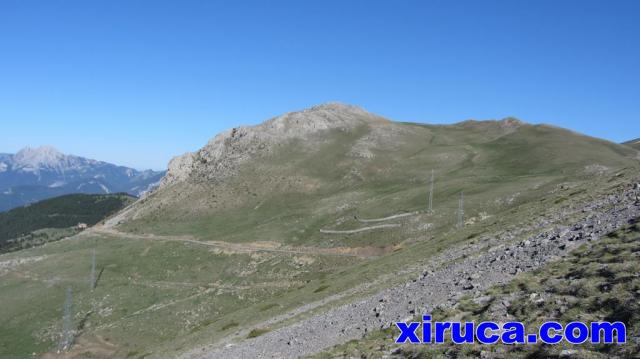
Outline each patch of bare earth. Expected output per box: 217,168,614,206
42,335,117,359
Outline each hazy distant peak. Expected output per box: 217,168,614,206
16,145,63,156
14,145,66,168
0,147,165,210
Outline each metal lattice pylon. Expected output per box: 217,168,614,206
90,248,96,290
58,287,74,352
428,169,434,213
457,192,464,228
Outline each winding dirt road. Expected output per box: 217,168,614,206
88,226,380,258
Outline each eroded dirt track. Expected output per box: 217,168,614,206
89,227,381,258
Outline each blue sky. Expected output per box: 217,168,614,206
1,0,638,170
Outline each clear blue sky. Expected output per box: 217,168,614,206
1,0,639,170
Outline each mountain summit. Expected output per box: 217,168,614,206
0,147,165,211
161,103,389,187
12,146,67,169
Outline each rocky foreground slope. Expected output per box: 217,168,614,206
185,181,640,358
313,210,640,359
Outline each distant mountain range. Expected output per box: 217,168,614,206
0,146,164,211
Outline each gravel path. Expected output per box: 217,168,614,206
355,212,417,223
319,223,402,234
182,182,640,359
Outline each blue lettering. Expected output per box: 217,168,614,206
565,322,589,344
476,322,500,344
501,322,525,344
395,322,421,344
591,322,626,344
435,322,451,344
451,322,474,344
539,321,563,344
422,315,432,343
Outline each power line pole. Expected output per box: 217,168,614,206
428,169,434,213
457,192,464,229
58,287,74,352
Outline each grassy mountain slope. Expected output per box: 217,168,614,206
623,138,640,150
0,104,638,358
0,193,135,252
119,109,635,248
310,219,640,359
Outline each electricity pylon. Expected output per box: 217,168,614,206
90,249,96,290
58,287,74,352
457,192,464,229
428,169,434,213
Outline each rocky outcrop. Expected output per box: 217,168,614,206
159,152,196,187
159,103,388,187
498,117,524,131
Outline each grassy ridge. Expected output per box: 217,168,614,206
623,138,640,150
121,121,637,246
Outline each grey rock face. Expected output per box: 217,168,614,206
160,152,196,187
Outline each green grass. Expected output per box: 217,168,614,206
313,284,330,293
246,327,270,338
259,303,279,311
220,322,240,331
